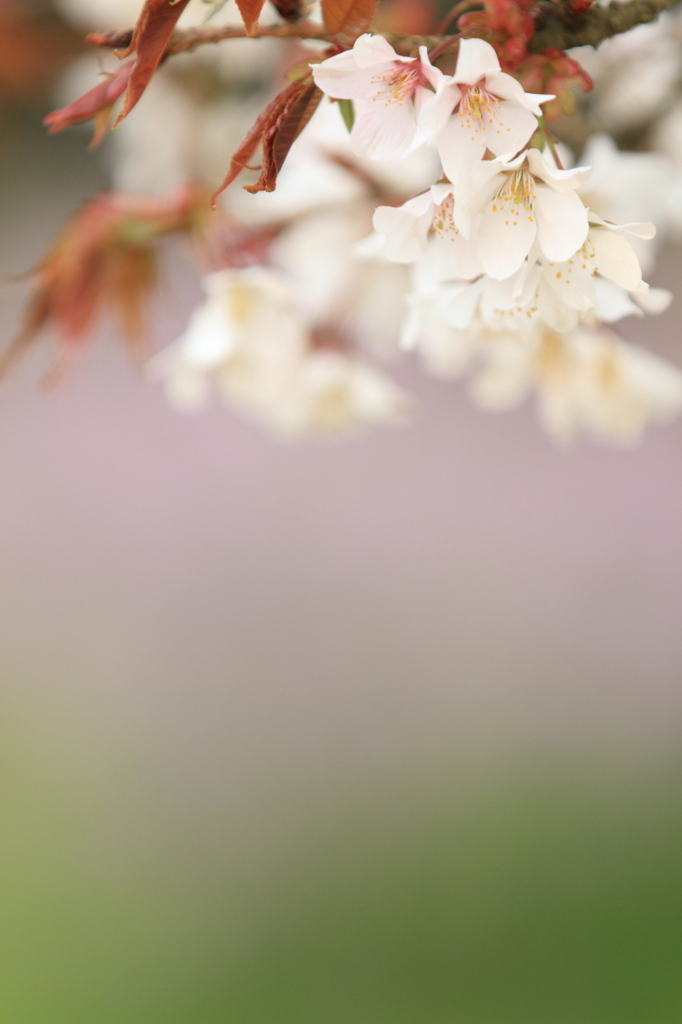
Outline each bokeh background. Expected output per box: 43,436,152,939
1,3,682,1022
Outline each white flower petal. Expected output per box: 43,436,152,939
590,227,643,290
537,279,581,332
353,33,404,69
436,114,487,184
418,80,461,139
442,279,486,328
480,100,539,158
527,148,591,192
477,195,537,279
312,62,389,100
593,279,642,322
417,46,445,91
351,92,417,157
485,71,553,114
454,38,501,84
373,191,433,262
534,186,588,262
633,284,673,314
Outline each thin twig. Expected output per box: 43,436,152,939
87,0,681,60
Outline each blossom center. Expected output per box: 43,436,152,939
489,170,536,226
372,64,421,106
430,194,458,238
458,84,499,126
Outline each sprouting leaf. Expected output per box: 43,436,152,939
43,63,134,148
1,187,207,384
285,56,324,81
320,0,377,46
252,82,323,192
211,79,323,203
234,0,267,36
113,0,192,128
338,98,355,132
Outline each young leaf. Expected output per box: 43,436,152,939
247,82,323,193
338,98,355,132
211,79,323,203
320,0,377,46
234,0,267,36
43,63,134,148
113,0,192,127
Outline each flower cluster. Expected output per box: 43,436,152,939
13,0,682,446
311,33,682,443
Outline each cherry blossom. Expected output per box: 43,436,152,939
311,34,444,159
457,148,591,279
470,326,682,443
370,184,482,279
420,38,553,184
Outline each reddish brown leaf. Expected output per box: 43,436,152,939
210,81,301,204
43,63,133,148
235,0,267,36
2,187,208,383
320,0,377,45
246,82,323,193
113,0,191,127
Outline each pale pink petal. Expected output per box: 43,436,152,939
417,81,461,139
436,115,486,184
485,71,553,114
312,61,390,100
417,46,445,91
534,186,588,262
352,33,404,68
351,93,417,157
454,38,500,85
480,100,539,158
477,196,537,279
590,227,643,291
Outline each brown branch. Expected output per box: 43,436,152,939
87,20,335,55
530,0,680,50
87,0,681,60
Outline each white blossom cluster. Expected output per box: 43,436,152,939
50,2,682,442
309,33,682,443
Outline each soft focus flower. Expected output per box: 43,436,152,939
151,266,411,436
470,326,682,443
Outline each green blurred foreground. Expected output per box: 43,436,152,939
1,725,681,1024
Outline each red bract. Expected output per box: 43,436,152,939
113,0,192,127
43,63,133,148
458,0,534,71
567,0,593,14
211,77,323,204
3,187,208,383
